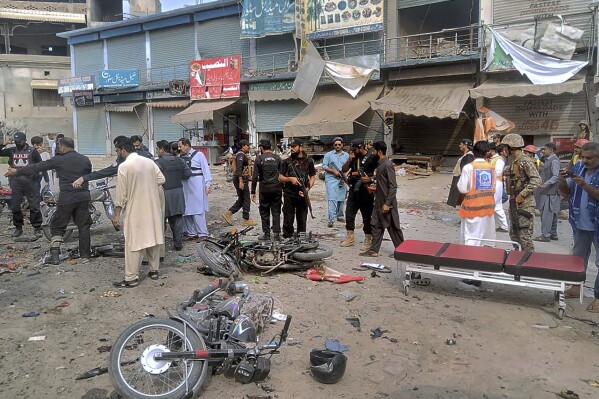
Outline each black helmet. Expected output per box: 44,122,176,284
309,349,347,384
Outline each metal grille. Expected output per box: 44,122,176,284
73,41,103,76
106,34,146,70
254,33,296,74
150,25,196,82
255,100,306,133
153,108,185,143
76,107,106,155
197,17,251,71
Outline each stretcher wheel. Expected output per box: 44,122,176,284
557,308,564,320
403,285,409,296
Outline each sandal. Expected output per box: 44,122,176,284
148,271,159,280
586,299,599,313
113,279,139,288
412,278,431,286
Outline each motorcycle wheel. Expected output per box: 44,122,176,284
42,226,74,242
197,240,239,277
291,245,333,261
109,318,208,399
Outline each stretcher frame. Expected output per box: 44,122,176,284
396,239,584,319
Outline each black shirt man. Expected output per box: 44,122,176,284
0,131,48,238
279,138,316,238
223,139,257,226
7,137,93,263
251,139,283,241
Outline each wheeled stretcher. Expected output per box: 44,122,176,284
394,240,586,319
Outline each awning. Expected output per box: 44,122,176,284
248,90,298,102
146,100,191,108
172,99,237,124
30,79,58,90
370,82,472,119
283,85,383,137
0,9,85,24
105,102,144,113
469,77,586,99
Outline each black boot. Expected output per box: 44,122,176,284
11,227,23,238
49,247,60,265
272,233,281,241
258,233,271,241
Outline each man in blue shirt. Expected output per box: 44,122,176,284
559,142,599,312
322,137,349,228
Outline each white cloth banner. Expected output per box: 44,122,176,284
323,61,375,98
484,27,587,85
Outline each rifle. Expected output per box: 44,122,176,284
329,162,349,187
289,162,315,219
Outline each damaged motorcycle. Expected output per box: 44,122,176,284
108,278,290,399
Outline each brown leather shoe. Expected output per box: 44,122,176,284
586,299,599,313
564,285,580,298
241,218,257,226
533,236,550,242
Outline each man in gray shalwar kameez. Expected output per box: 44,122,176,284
360,141,404,257
534,142,561,242
178,138,213,241
155,140,192,251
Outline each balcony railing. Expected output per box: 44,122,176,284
0,0,86,14
383,25,479,65
245,50,296,77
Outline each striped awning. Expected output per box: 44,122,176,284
105,102,144,113
30,79,58,90
146,100,191,108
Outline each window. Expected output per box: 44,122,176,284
32,89,63,107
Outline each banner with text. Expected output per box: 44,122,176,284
97,69,139,89
189,56,241,100
58,75,94,95
241,0,296,38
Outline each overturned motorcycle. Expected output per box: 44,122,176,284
109,278,290,399
197,226,333,276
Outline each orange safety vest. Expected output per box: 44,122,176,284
459,160,496,218
490,156,503,181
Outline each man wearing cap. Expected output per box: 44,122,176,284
279,138,316,238
0,132,47,238
340,138,378,249
568,139,590,170
571,121,591,142
251,139,282,241
534,143,561,242
523,145,541,170
447,139,474,208
323,137,349,228
502,133,542,251
223,139,257,226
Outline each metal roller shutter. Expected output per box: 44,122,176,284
110,107,148,143
73,41,104,76
106,34,147,70
150,25,196,81
256,33,295,71
197,17,250,70
255,100,306,132
486,93,589,138
153,108,185,143
76,107,106,155
398,0,451,9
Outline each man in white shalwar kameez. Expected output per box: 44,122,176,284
178,138,212,241
457,141,496,246
489,144,509,232
112,139,165,288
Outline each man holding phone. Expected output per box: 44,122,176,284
559,142,599,312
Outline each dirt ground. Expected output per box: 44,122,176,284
0,160,598,399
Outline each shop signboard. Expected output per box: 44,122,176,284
72,90,95,107
58,75,94,95
97,69,139,89
169,80,187,96
249,81,294,91
241,0,296,38
189,56,241,100
295,0,383,39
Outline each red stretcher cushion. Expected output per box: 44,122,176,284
504,251,586,282
394,240,447,265
437,244,506,273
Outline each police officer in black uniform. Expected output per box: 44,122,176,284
339,139,378,250
279,138,316,238
0,131,47,237
223,139,256,226
155,140,192,251
251,139,282,241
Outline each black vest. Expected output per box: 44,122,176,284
183,150,203,176
258,153,281,185
156,155,186,191
11,146,34,169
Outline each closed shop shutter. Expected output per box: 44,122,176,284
197,17,251,70
398,0,450,9
153,108,185,143
106,34,147,70
76,107,106,155
150,25,196,81
322,31,381,60
255,100,306,132
486,94,588,138
109,106,148,143
394,115,474,156
73,41,103,76
256,33,295,72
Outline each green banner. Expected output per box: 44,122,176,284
241,0,296,39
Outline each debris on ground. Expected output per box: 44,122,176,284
345,316,361,331
305,266,366,284
22,311,40,317
341,290,358,302
28,336,46,341
75,366,108,380
370,328,388,339
583,379,599,388
325,339,349,352
446,338,456,345
556,390,580,399
102,290,121,298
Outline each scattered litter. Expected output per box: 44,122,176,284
143,312,156,318
360,262,390,272
446,338,456,345
583,379,599,388
75,366,108,380
406,208,422,215
325,339,349,352
305,266,366,284
22,311,40,317
59,288,65,295
176,255,197,264
397,168,407,176
97,345,112,353
55,300,70,308
557,390,580,399
341,290,358,302
39,248,70,265
383,337,398,343
532,324,550,330
455,281,479,292
260,384,274,393
102,290,121,297
28,336,46,341
55,366,67,371
345,317,361,332
272,312,287,321
370,328,388,339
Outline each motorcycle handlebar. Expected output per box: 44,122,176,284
239,226,254,234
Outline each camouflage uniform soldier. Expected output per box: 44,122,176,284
502,134,542,251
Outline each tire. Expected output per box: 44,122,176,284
292,245,333,261
109,318,208,399
197,240,239,277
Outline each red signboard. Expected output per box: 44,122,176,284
189,56,241,100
